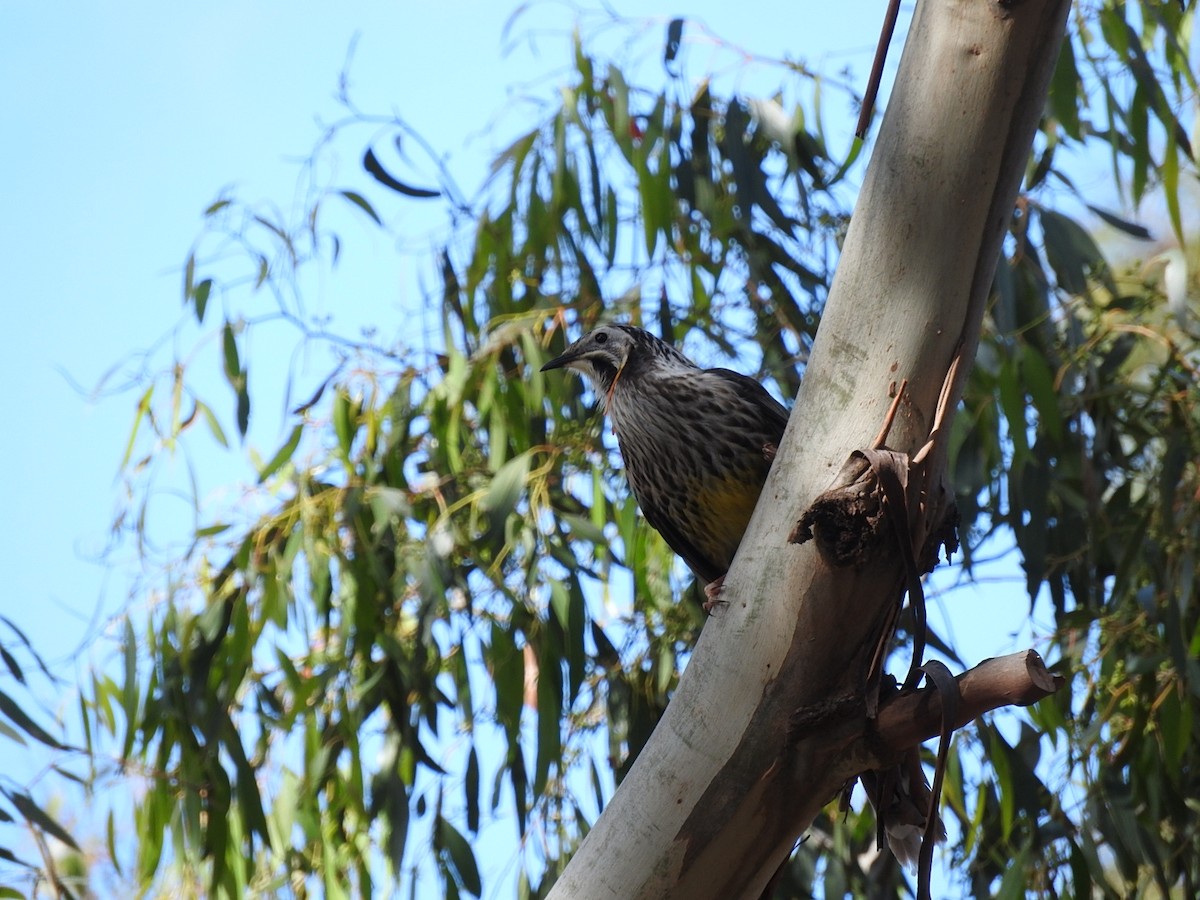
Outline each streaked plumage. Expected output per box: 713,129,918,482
541,324,789,589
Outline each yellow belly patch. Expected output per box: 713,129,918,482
697,476,760,526
682,473,764,566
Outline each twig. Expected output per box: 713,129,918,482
870,378,908,450
856,0,904,140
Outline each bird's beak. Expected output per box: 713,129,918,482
540,348,577,372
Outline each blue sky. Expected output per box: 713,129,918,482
0,1,1053,895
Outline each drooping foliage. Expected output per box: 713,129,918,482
3,3,1198,898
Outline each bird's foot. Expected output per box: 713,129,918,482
702,575,727,614
762,442,778,462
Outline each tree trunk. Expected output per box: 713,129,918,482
547,1,1071,896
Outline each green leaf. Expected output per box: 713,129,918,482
1163,123,1184,245
192,278,212,324
291,375,332,415
339,189,383,225
183,252,195,303
565,579,588,702
222,321,241,383
490,622,523,736
987,728,1015,843
120,617,138,760
559,510,606,546
438,816,482,896
534,631,563,797
1067,837,1092,898
227,718,269,845
0,617,54,683
607,64,631,158
363,148,441,198
0,646,24,685
549,580,572,637
664,17,684,65
368,486,411,531
206,776,232,895
196,400,229,448
721,99,756,224
1086,205,1152,240
379,766,409,874
635,148,660,259
252,215,296,264
465,745,480,834
236,380,250,438
482,450,533,520
1020,344,1064,442
4,790,79,850
655,639,675,697
1129,85,1149,204
1039,207,1106,295
120,384,154,470
996,356,1028,464
333,390,355,460
258,423,304,482
254,255,270,289
0,690,65,750
1049,37,1082,140
604,185,619,265
0,718,25,745
1158,685,1191,770
995,844,1032,899
453,650,475,733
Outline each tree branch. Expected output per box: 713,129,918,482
788,651,1063,784
874,650,1063,753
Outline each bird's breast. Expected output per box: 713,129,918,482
606,376,776,573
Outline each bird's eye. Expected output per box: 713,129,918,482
595,332,609,344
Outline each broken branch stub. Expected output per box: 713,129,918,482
873,649,1066,750
788,651,1064,764
789,447,958,575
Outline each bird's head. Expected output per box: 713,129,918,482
540,325,646,399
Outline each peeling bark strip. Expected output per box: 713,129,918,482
915,661,957,898
857,0,905,140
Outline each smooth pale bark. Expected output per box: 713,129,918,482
547,1,1072,897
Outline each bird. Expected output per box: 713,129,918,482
540,324,789,606
542,324,945,865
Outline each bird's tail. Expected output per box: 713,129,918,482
860,746,946,869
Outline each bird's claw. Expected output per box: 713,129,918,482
702,575,727,614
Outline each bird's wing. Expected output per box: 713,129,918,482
635,497,727,584
705,368,791,439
